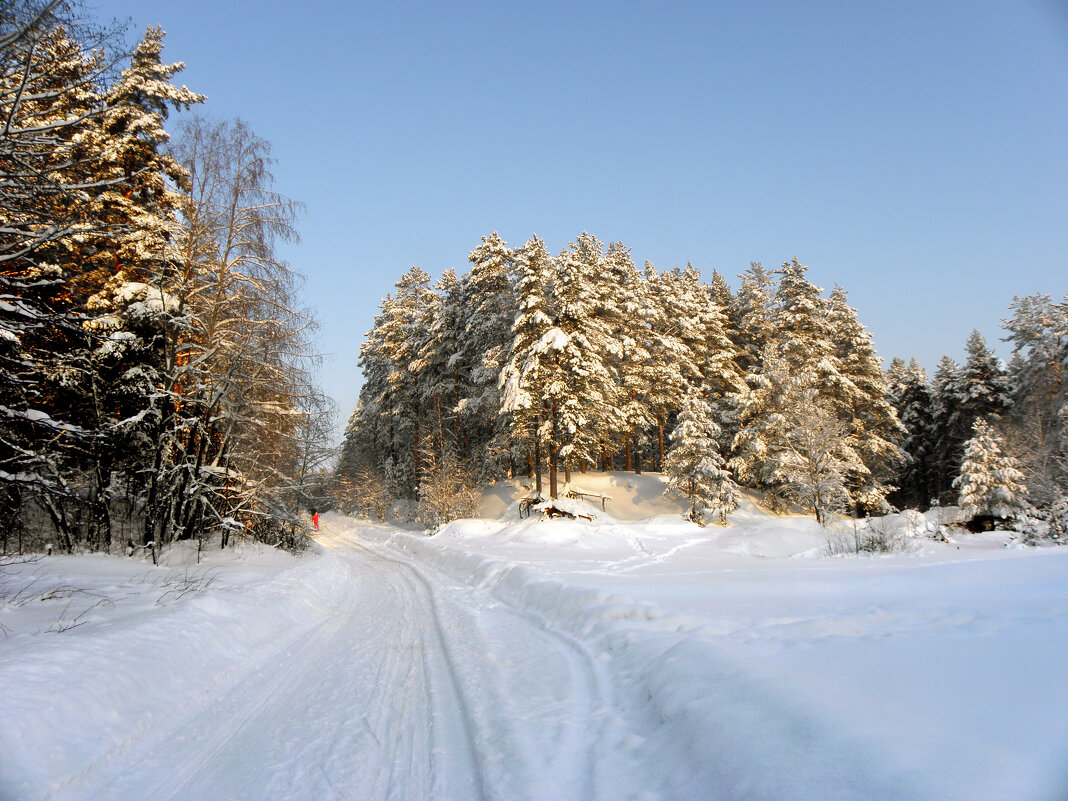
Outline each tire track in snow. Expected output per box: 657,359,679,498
39,524,630,801
335,529,622,801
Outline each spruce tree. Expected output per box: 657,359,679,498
954,418,1029,523
957,330,1011,424
825,286,903,512
551,233,616,484
664,391,738,525
499,235,554,496
603,243,655,472
460,232,516,477
930,355,965,504
886,358,938,509
730,261,775,376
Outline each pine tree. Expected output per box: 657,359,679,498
77,26,202,550
929,355,965,504
499,235,554,496
551,233,616,484
771,258,837,378
954,418,1029,523
825,285,904,512
1001,293,1067,507
928,332,1011,507
663,391,738,525
459,232,516,477
1,18,202,550
886,357,938,509
414,268,466,469
958,330,1011,424
603,245,656,473
730,262,775,376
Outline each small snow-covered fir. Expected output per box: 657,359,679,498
663,391,738,525
953,417,1029,521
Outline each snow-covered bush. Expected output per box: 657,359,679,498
825,515,913,555
1017,515,1046,546
416,452,480,532
1018,498,1068,545
1049,498,1068,543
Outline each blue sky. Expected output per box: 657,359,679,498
93,0,1067,439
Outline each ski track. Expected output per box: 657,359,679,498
38,522,632,801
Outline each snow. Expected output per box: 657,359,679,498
2,476,1067,800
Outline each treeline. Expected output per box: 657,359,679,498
889,296,1067,515
339,231,1066,529
339,233,890,524
0,2,330,556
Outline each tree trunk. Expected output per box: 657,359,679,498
657,416,666,471
548,405,558,499
624,438,632,471
534,423,543,497
548,451,557,500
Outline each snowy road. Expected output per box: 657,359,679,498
4,502,1068,801
2,523,641,801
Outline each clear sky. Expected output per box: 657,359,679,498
91,0,1068,441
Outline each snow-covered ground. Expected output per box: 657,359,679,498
2,472,1067,800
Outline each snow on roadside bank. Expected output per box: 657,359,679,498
354,506,1068,801
0,542,353,800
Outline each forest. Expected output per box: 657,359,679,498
0,1,333,557
3,2,1065,557
337,231,1066,533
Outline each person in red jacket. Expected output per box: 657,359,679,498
311,509,320,531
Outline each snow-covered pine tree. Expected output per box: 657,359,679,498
663,391,738,525
602,244,655,473
886,357,938,510
1002,293,1068,507
689,271,745,449
459,232,516,478
499,235,554,496
953,417,1029,525
708,269,734,313
646,265,736,468
730,261,776,376
551,233,616,483
733,261,834,502
730,343,865,520
78,26,202,550
825,286,904,512
731,261,878,518
1,23,105,549
771,258,837,378
958,330,1011,424
0,19,201,551
414,268,466,468
929,333,1011,507
375,267,435,498
929,355,965,504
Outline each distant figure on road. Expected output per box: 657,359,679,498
311,509,320,531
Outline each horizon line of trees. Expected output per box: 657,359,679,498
337,232,1065,529
1,0,332,556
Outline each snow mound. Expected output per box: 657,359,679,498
479,471,702,522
